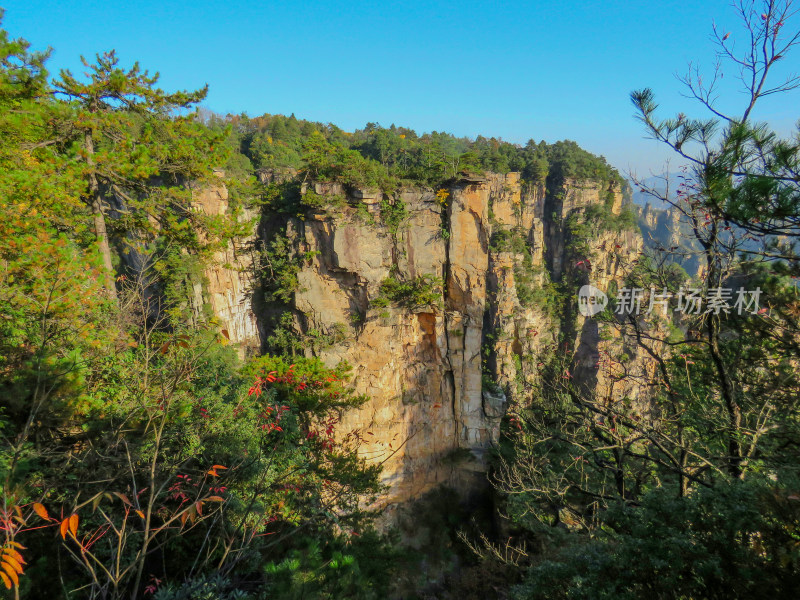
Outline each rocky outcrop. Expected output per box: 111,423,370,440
193,175,261,350
196,171,647,505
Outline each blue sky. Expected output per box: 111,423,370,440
5,1,799,174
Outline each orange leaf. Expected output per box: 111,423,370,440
32,502,49,520
0,563,18,587
1,556,22,575
206,496,225,502
195,501,203,516
0,570,10,589
207,469,219,477
2,549,24,565
136,510,145,519
69,514,79,537
59,518,69,540
180,512,188,526
6,542,24,550
211,465,228,470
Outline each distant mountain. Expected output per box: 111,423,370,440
632,173,776,279
634,201,703,276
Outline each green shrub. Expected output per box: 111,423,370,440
371,274,443,310
512,478,800,600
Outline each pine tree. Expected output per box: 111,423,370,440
52,51,225,293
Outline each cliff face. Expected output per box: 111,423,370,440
193,179,262,349
199,172,644,505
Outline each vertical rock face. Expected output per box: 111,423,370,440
197,172,646,505
193,180,261,350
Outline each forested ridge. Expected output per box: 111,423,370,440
2,1,800,598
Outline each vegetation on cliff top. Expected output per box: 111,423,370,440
204,109,625,191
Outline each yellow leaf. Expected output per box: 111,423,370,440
136,510,145,519
69,514,79,537
32,502,49,520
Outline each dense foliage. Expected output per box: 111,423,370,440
202,110,625,192
480,2,800,599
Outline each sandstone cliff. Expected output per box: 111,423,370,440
198,171,645,505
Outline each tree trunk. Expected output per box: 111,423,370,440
85,129,117,296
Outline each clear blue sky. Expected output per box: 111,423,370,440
5,1,799,175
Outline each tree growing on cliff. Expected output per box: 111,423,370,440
51,51,228,293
